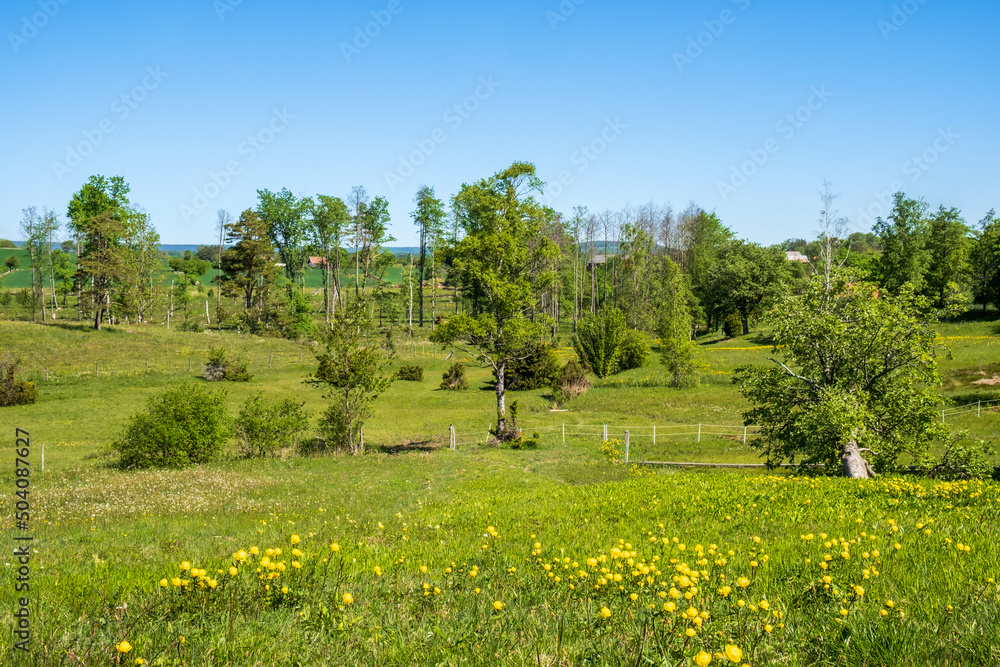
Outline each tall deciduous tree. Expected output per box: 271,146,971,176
705,240,787,335
256,188,312,286
969,209,1000,311
874,192,929,293
67,175,141,330
310,195,351,324
219,209,279,322
412,185,446,328
356,195,395,299
735,273,953,478
430,162,559,438
923,206,971,307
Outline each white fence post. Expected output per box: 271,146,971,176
698,424,702,442
562,423,565,444
978,401,981,417
624,430,629,465
450,424,455,450
604,424,607,442
942,410,945,423
487,423,491,444
743,426,747,444
41,443,44,471
653,425,656,445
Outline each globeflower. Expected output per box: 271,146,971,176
600,607,611,618
116,640,133,653
736,577,751,588
290,535,300,545
724,644,742,663
342,593,353,605
494,601,505,611
695,650,713,667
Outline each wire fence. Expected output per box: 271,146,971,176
940,398,1000,421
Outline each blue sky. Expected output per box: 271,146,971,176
1,0,997,246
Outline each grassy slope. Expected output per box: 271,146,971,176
0,319,998,664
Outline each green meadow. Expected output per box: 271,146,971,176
0,318,999,665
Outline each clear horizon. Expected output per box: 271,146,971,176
2,0,997,246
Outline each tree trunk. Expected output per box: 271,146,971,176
741,315,750,336
841,437,875,479
495,361,506,437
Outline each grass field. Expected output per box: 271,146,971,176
0,317,999,665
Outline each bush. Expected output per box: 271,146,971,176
0,355,37,407
921,437,996,481
440,363,469,390
553,359,590,404
315,399,357,454
397,365,424,381
0,292,10,307
234,393,310,458
617,329,650,372
573,308,627,378
114,384,232,469
498,343,560,390
204,347,253,382
179,319,204,333
0,239,16,249
4,255,20,270
722,313,742,338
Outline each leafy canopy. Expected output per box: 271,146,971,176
735,273,953,475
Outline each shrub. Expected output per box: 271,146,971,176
204,347,253,382
0,355,37,407
315,399,357,454
397,365,424,381
0,292,10,306
234,393,310,458
114,384,232,469
553,359,590,404
179,319,204,333
440,363,469,390
4,255,20,270
573,308,627,378
498,342,560,390
722,313,742,338
921,437,996,481
0,239,16,249
617,329,650,372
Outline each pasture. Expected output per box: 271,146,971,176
0,318,999,665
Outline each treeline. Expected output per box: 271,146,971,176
6,173,998,341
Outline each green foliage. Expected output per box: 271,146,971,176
168,256,212,280
874,192,930,293
279,286,318,340
310,300,396,455
440,362,469,390
113,384,232,469
659,337,698,388
920,436,996,481
705,240,787,334
969,209,1000,310
0,292,10,306
4,255,20,270
234,393,310,458
553,359,589,404
573,307,626,378
431,162,559,435
923,206,971,307
397,365,424,381
722,314,742,339
0,355,37,407
735,272,954,476
204,347,252,382
0,239,15,249
617,329,650,372
499,342,560,390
